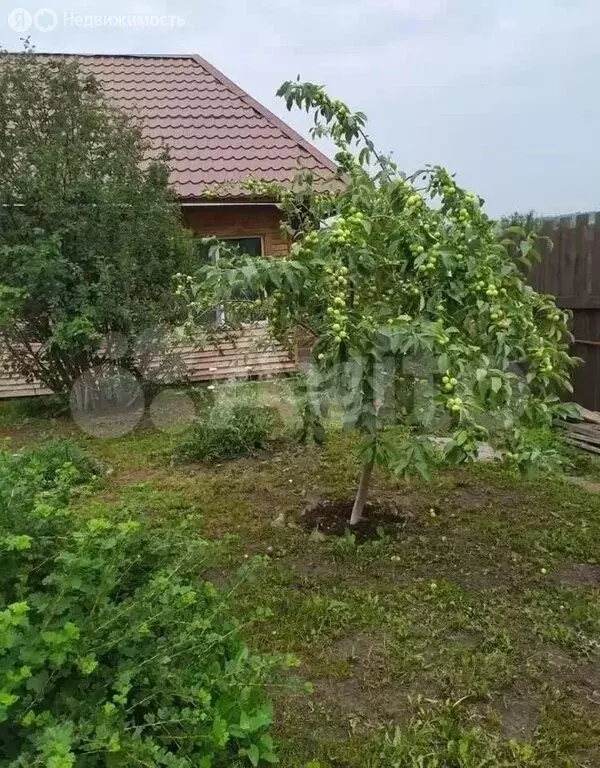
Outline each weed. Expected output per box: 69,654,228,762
175,403,280,462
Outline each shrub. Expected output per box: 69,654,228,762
0,49,195,395
175,404,279,463
186,384,218,412
0,443,285,766
0,395,69,427
0,438,99,522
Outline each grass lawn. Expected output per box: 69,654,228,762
2,386,600,766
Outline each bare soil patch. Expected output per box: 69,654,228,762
332,630,391,671
116,467,165,485
553,563,600,588
543,646,600,708
287,558,341,580
565,476,600,494
442,564,513,591
446,486,490,511
288,630,412,732
492,694,541,740
313,675,409,725
299,499,406,541
441,482,526,514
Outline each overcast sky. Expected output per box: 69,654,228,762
1,0,598,217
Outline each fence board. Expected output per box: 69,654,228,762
530,212,600,409
0,326,297,400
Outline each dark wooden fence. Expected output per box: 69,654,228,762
529,212,600,409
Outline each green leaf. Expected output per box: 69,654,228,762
520,239,533,258
390,332,404,354
241,264,258,283
247,744,260,767
455,430,469,446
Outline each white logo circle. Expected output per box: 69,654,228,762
70,367,145,439
33,7,57,32
149,389,197,434
7,8,32,32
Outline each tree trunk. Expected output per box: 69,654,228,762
350,460,374,525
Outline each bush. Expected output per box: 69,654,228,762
175,404,279,463
0,51,195,395
0,437,99,521
0,395,69,427
0,442,285,766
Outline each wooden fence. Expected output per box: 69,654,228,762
529,212,600,409
0,326,297,399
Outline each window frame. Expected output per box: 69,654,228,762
203,235,265,328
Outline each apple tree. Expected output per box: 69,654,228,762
177,82,576,525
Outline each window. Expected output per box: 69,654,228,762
195,236,264,327
222,237,263,257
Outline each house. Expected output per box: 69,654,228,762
0,53,339,398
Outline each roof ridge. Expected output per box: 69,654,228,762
30,53,197,60
190,54,338,176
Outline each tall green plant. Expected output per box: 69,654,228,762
177,82,576,525
0,48,194,395
0,442,284,766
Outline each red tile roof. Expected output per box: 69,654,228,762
44,54,339,200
